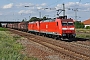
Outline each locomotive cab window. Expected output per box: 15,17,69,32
68,22,73,26
57,22,58,26
62,22,67,26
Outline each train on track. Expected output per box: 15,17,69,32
5,16,76,41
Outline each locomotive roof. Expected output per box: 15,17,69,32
61,19,73,22
29,21,36,23
41,19,55,22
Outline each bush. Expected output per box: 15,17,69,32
86,26,90,29
74,21,84,28
0,27,8,31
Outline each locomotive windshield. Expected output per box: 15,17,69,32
62,22,67,26
68,22,73,26
62,22,73,26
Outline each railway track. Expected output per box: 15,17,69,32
75,41,90,46
71,41,90,49
8,28,90,60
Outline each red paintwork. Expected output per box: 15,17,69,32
40,21,48,32
61,19,75,34
28,21,40,32
28,18,75,36
35,21,40,32
55,18,62,35
39,19,63,35
28,22,34,31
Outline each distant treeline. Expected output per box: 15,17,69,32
74,21,90,29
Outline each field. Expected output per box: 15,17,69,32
8,28,90,60
76,29,90,39
0,27,8,31
0,27,37,60
0,27,89,60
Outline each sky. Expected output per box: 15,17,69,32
0,0,90,22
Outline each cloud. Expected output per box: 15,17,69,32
16,3,34,7
17,3,47,14
36,3,47,7
16,3,47,8
18,10,35,14
41,3,47,6
3,3,13,9
56,2,90,12
0,13,2,15
37,7,43,10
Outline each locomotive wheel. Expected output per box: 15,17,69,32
42,34,45,37
60,38,64,41
52,35,58,40
44,34,46,37
48,34,52,38
52,35,54,39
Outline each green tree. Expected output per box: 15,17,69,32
86,26,90,29
29,16,50,22
29,17,41,22
80,23,85,28
74,21,84,28
42,16,47,20
22,19,25,22
42,16,51,20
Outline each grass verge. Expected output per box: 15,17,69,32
0,27,8,31
76,29,90,40
0,31,37,60
76,34,90,39
76,29,90,33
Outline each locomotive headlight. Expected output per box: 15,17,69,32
70,28,74,30
73,34,76,36
62,28,67,30
62,34,66,36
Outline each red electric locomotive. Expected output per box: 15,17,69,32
28,16,76,40
28,4,76,40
